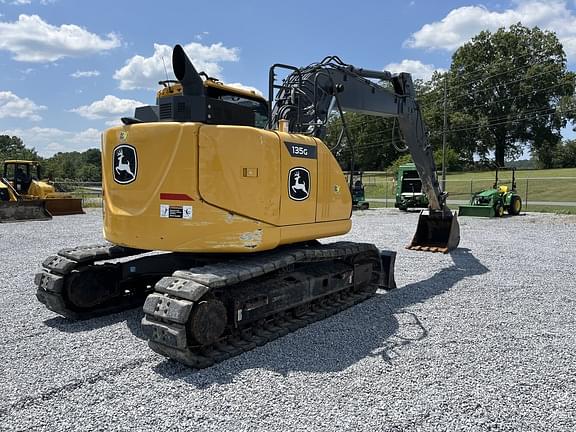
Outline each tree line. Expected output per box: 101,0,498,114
2,24,576,180
327,24,576,172
0,135,101,182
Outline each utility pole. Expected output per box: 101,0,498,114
441,74,448,191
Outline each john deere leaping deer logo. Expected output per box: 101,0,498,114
288,167,310,201
113,144,138,184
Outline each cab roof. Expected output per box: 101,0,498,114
204,79,265,101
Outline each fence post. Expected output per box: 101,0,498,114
384,172,388,208
470,179,473,197
525,178,529,212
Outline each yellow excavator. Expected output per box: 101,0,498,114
35,45,459,368
1,160,84,221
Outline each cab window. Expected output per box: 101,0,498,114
207,87,269,129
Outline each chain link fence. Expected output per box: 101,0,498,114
359,172,576,210
56,174,576,212
54,181,102,207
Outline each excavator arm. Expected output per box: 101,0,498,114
269,56,459,251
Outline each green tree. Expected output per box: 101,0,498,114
0,135,39,161
325,112,403,170
388,147,464,177
417,76,477,167
440,24,575,168
0,135,103,181
554,139,576,167
62,158,77,180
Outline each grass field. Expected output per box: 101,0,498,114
361,167,576,214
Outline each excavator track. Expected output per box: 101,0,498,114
35,244,147,320
35,244,221,320
142,242,396,369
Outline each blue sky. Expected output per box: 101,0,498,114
1,0,576,156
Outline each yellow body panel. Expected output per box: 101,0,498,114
276,133,318,225
27,180,56,199
316,141,352,222
198,126,281,224
102,123,352,253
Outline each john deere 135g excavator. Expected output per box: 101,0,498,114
35,45,459,368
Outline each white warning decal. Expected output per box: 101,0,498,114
160,204,192,219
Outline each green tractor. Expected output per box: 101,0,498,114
459,167,522,217
394,163,429,211
348,171,369,210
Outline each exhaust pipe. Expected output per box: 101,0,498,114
172,44,204,97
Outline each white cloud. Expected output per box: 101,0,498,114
0,14,120,62
70,95,144,121
0,91,46,120
405,0,576,58
384,60,444,81
71,70,100,78
0,0,57,4
113,42,239,90
0,127,100,156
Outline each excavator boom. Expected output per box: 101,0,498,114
269,56,459,252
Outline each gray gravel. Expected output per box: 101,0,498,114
1,208,575,431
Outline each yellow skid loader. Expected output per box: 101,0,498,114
2,160,84,218
35,45,459,369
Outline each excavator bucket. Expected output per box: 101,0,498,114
0,200,52,223
407,210,460,253
44,198,84,216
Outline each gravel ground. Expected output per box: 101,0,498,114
1,208,575,432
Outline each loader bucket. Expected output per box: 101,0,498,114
458,204,494,217
44,198,84,216
0,200,52,223
407,210,460,253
